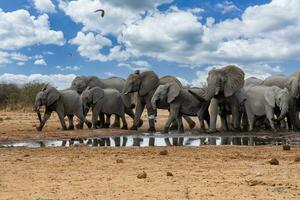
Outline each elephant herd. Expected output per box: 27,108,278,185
34,65,300,133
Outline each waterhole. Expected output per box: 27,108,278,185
1,133,299,148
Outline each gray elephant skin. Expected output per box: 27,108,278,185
198,65,245,132
123,70,195,132
263,73,300,130
81,87,128,129
35,86,92,131
244,85,289,131
70,75,140,128
151,83,210,133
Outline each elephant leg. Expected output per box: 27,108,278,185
36,109,52,131
183,115,196,129
176,113,184,133
197,114,205,131
111,115,120,128
120,113,128,130
245,105,255,131
209,98,218,132
57,111,67,131
131,98,145,130
67,115,74,130
163,107,177,134
125,107,143,128
104,114,111,128
220,114,229,131
145,100,156,132
75,112,92,129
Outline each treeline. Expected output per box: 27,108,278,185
0,82,47,111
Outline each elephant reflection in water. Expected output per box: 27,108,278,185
61,137,129,147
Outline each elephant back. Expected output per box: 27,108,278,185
159,76,182,88
87,76,125,92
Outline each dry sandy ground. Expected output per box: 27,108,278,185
0,111,300,200
1,146,300,200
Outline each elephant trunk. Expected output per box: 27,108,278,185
276,105,289,122
151,96,158,110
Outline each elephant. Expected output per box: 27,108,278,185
151,83,210,133
244,85,289,131
70,75,141,128
196,65,245,132
263,73,300,130
123,70,196,132
245,77,263,87
81,87,128,129
35,86,92,131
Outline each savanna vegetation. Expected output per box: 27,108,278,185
0,82,47,111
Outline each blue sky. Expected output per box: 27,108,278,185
0,0,299,88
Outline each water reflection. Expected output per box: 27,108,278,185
1,134,299,148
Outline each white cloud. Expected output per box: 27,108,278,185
59,0,171,35
216,1,240,14
32,0,56,13
117,62,148,71
0,9,64,50
34,58,47,65
17,62,25,66
104,72,117,77
131,60,151,68
56,65,81,71
0,51,29,64
43,51,54,55
0,73,76,90
69,31,112,62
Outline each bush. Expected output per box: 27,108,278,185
0,82,48,111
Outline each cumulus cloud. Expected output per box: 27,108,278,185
63,0,300,80
131,60,151,68
117,62,148,71
0,51,29,64
0,9,64,50
216,1,240,14
56,65,81,71
59,0,171,35
32,0,56,13
0,73,76,89
34,58,47,65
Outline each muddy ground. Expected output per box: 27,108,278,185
0,111,299,200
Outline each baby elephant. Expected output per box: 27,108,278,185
35,86,92,131
151,83,210,133
244,85,289,131
81,87,128,129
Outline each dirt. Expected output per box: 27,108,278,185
0,111,300,199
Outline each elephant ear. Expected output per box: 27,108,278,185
223,65,245,97
45,87,60,106
289,76,299,98
264,87,276,107
167,83,181,103
92,87,104,104
139,71,159,96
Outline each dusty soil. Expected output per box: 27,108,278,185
0,111,300,199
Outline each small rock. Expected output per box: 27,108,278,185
268,158,279,165
159,150,168,155
282,144,291,151
166,172,173,176
256,172,262,177
137,171,147,179
294,157,300,163
116,159,124,163
23,154,30,157
247,180,266,186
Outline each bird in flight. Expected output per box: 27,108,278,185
94,9,105,17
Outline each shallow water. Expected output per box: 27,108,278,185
1,133,300,148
